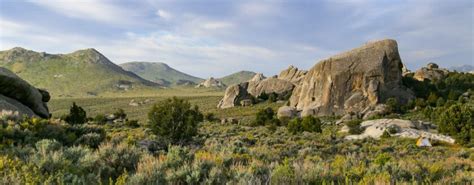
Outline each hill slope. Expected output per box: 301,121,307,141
0,47,159,97
218,71,256,86
120,62,202,86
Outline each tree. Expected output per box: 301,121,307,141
436,103,473,146
65,102,87,125
148,97,203,144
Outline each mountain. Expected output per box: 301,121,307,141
449,64,474,72
0,47,159,97
218,71,256,86
120,62,202,86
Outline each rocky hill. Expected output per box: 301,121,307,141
120,62,203,86
0,47,159,97
218,71,256,86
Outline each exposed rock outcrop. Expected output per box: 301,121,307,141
250,73,265,82
277,106,297,119
413,62,449,81
217,73,295,109
0,67,50,118
289,39,414,116
217,82,252,109
278,65,307,84
195,77,225,88
344,119,455,144
247,78,294,97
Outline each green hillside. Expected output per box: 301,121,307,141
120,62,203,86
0,47,159,97
218,70,256,86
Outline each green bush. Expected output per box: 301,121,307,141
125,119,140,128
346,120,363,134
385,97,400,113
113,108,127,120
148,97,203,144
204,113,217,122
436,103,473,146
287,116,322,134
253,107,280,126
93,114,107,124
64,102,87,125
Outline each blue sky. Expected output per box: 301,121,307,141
0,0,472,78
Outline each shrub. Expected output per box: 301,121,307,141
125,119,140,128
271,159,295,184
436,103,473,146
64,102,87,125
204,113,217,122
287,116,322,134
148,97,203,144
346,120,363,134
93,114,107,124
253,107,280,126
113,109,127,120
385,97,400,113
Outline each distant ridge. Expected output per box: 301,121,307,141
0,47,159,97
218,70,257,86
120,62,203,86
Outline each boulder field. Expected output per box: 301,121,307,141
0,67,51,118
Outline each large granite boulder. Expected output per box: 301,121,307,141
195,77,225,88
217,74,295,109
277,106,297,119
290,39,414,116
278,65,307,84
247,78,294,97
413,63,449,81
217,82,252,109
0,67,50,118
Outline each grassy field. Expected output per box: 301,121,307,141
49,87,284,123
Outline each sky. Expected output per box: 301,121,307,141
0,0,472,78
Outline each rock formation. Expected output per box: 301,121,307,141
217,73,295,109
289,39,414,116
343,119,455,144
0,67,50,118
413,62,449,81
250,73,265,82
195,77,225,88
217,82,252,109
247,78,294,97
278,65,307,84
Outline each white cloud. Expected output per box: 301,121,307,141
31,0,134,24
201,21,234,30
156,9,172,20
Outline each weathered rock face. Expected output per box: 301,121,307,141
250,73,265,82
217,74,295,109
290,39,414,116
217,82,252,109
0,67,50,118
344,119,455,144
247,78,294,97
278,65,307,84
413,63,449,81
277,106,297,119
195,77,225,88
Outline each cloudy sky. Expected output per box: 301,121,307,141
0,0,472,77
